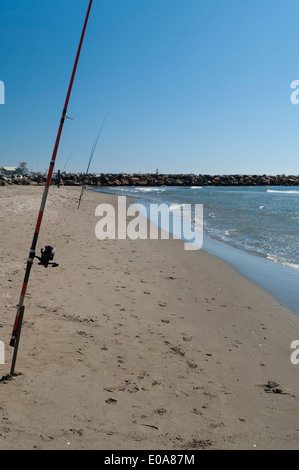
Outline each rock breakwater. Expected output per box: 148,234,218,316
1,173,299,187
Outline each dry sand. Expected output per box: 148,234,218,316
0,185,298,450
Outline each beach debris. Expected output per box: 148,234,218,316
184,438,212,449
0,372,21,384
140,424,159,430
105,398,117,405
186,360,198,369
154,408,167,415
170,345,185,356
182,336,193,342
263,380,288,394
0,374,12,384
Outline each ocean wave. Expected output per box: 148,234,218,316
190,186,203,189
168,203,185,211
266,254,299,270
105,187,128,191
132,187,166,192
267,189,299,194
225,229,237,236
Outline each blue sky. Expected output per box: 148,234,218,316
1,0,299,175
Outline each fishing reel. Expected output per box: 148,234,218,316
36,245,59,268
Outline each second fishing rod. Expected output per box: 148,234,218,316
78,112,109,209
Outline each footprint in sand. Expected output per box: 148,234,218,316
154,408,167,415
182,336,193,342
186,360,198,369
105,398,117,405
170,345,185,356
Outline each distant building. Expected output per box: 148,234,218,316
0,162,29,176
18,162,29,175
0,166,18,175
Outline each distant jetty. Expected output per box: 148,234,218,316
1,173,299,187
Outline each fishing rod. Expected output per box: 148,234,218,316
8,0,94,377
77,112,109,209
62,145,78,172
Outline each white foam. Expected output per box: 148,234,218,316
225,229,237,236
267,189,299,194
133,187,166,192
168,203,185,211
266,254,299,270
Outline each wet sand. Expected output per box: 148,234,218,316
0,185,298,450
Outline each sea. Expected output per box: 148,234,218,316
92,185,299,314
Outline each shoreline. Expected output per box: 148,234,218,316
0,185,299,450
93,186,299,315
201,235,299,315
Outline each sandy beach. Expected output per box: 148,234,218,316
0,184,298,450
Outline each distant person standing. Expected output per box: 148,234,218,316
57,170,61,188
